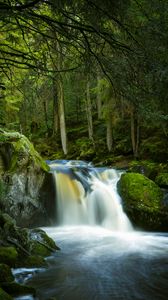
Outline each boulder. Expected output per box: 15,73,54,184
0,129,55,227
117,172,166,230
0,247,18,266
0,287,12,300
0,264,14,283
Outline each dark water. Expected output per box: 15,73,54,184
14,226,168,300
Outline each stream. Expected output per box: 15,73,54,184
13,161,168,300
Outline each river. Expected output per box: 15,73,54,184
14,161,168,300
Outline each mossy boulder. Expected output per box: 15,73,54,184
2,282,36,297
0,264,14,283
29,228,60,257
0,129,55,227
20,255,47,268
0,287,12,300
0,247,18,266
0,129,49,173
117,172,164,230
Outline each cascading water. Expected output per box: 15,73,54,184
49,160,132,231
13,160,168,300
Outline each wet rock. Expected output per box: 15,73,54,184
0,247,18,266
0,287,12,300
0,129,55,227
117,172,164,230
0,264,14,283
2,282,36,297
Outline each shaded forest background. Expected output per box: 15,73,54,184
0,0,168,165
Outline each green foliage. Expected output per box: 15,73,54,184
155,173,168,187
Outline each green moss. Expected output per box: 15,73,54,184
30,228,57,250
31,241,51,257
155,173,168,186
2,282,36,297
0,287,12,300
118,173,162,212
0,129,49,173
0,264,14,283
128,160,158,179
20,255,47,267
0,179,7,201
117,172,163,230
0,247,18,266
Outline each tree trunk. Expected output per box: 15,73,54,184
52,78,59,136
97,70,102,119
106,102,113,152
86,78,94,143
43,98,49,134
130,106,139,158
52,33,68,154
58,79,68,155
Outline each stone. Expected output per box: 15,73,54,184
117,172,164,230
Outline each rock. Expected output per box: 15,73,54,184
0,264,14,283
0,129,55,227
19,255,47,268
2,282,36,297
117,172,164,230
0,287,12,300
0,247,18,266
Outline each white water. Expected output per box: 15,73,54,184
50,160,132,231
13,161,168,300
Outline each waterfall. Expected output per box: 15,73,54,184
48,160,132,231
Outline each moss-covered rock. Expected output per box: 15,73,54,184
155,173,168,187
0,287,12,300
30,228,58,250
2,282,36,297
0,129,55,227
117,172,164,230
0,128,49,173
0,246,18,266
0,264,14,283
20,255,47,267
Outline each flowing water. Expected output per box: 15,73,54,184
14,160,168,300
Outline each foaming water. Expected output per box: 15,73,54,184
16,226,168,300
13,161,168,299
51,160,132,231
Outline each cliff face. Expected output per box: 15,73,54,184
0,129,55,227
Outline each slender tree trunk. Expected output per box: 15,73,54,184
97,70,102,120
52,78,59,136
130,106,139,158
58,79,68,155
52,33,68,154
43,99,49,134
86,78,94,143
106,101,113,152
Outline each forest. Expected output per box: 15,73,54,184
0,0,168,164
0,1,168,300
